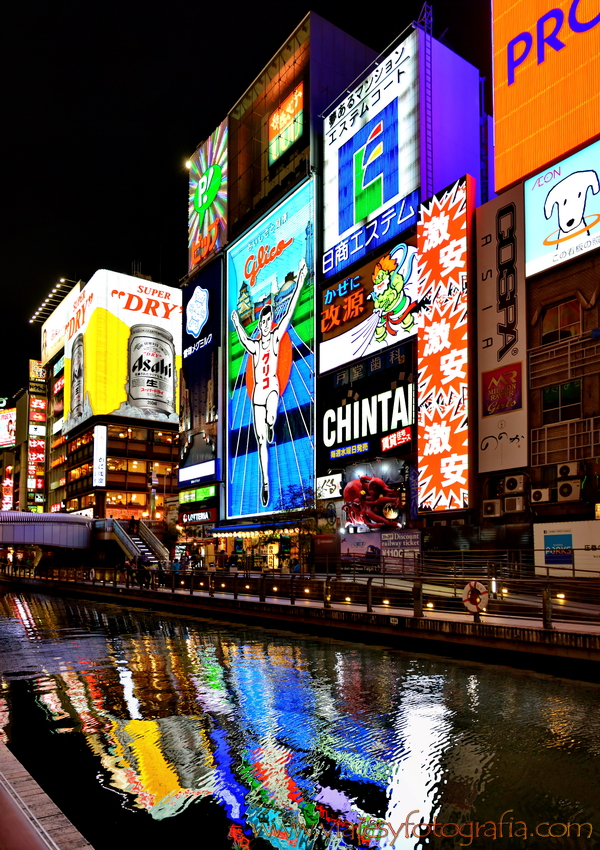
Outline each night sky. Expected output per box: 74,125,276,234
2,0,491,399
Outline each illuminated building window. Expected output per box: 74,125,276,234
66,498,79,511
542,381,581,425
67,463,92,482
541,299,581,345
81,494,96,508
105,491,148,507
107,425,148,442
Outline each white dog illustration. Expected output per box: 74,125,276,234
544,170,600,243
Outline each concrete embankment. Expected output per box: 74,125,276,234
2,575,600,681
0,742,94,850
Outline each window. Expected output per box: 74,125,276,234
541,299,581,345
153,431,175,445
107,425,148,441
105,491,147,507
67,463,92,482
81,494,96,508
542,381,581,424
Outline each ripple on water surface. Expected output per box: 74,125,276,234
0,591,599,850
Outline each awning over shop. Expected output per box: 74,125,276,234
212,520,303,536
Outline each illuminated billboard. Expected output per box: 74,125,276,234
63,270,182,433
268,84,304,166
180,260,221,488
188,120,228,272
477,186,528,473
226,180,314,518
319,240,420,373
417,176,474,512
322,30,419,279
41,283,81,365
317,343,414,474
525,138,600,276
493,0,600,191
0,408,16,448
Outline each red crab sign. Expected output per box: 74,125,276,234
342,476,402,528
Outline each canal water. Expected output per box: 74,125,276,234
0,591,599,850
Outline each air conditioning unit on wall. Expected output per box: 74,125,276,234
531,488,551,503
504,496,525,512
504,474,525,493
483,499,502,517
558,480,581,501
557,462,580,478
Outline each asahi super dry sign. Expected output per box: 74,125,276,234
63,270,182,433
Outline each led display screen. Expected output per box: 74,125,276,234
188,120,228,272
524,137,600,277
226,180,315,518
317,343,414,475
62,270,182,433
268,83,304,166
417,176,474,512
319,240,420,374
0,409,16,448
322,30,419,279
180,260,222,484
493,0,600,191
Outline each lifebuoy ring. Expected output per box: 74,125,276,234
89,568,95,581
462,581,488,613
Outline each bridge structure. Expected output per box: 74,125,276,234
0,512,92,548
0,513,169,564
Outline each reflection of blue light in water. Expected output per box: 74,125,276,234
208,726,248,823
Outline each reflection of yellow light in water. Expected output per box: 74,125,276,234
125,719,181,803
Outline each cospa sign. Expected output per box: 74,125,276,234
493,0,600,191
477,186,528,473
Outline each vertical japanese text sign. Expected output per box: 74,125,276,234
417,176,475,511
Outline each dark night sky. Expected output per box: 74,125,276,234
2,0,491,399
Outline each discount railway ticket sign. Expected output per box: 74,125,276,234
417,176,475,512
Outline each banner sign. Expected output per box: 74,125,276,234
322,30,419,279
226,180,315,518
525,137,600,277
62,270,182,433
477,186,528,473
417,176,474,512
319,241,420,373
188,120,228,272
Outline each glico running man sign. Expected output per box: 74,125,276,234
226,180,315,519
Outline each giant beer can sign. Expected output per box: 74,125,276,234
128,325,176,414
62,270,182,433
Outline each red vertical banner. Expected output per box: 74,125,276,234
417,176,474,512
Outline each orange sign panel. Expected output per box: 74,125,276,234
493,0,600,191
417,176,474,512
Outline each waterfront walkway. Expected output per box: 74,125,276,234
0,742,93,850
2,567,600,677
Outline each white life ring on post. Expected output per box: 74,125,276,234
462,581,488,613
89,568,95,581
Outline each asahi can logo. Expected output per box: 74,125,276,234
128,324,175,414
71,334,84,419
